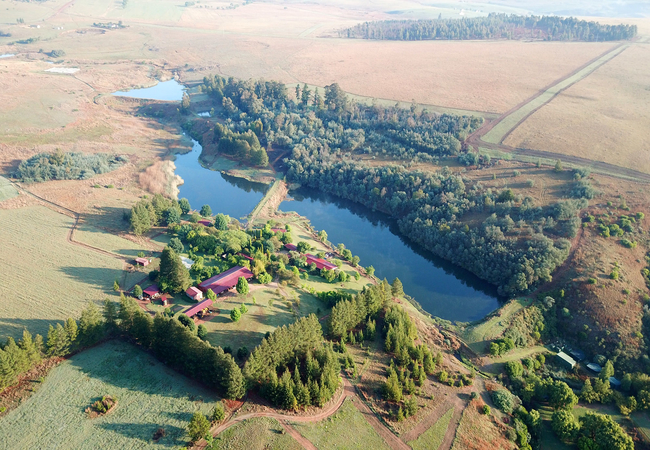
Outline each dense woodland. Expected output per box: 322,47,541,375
341,14,637,41
193,75,581,295
15,151,126,183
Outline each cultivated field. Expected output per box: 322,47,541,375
0,206,123,339
0,340,216,449
504,43,650,174
292,398,391,450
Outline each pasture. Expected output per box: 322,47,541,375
0,176,18,202
292,398,391,450
0,340,216,449
0,206,123,340
504,43,650,174
208,417,302,450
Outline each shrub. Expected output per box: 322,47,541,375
491,389,515,414
483,405,491,415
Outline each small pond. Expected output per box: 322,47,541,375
112,79,185,101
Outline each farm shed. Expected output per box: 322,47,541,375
184,299,213,319
306,254,337,271
198,219,212,227
160,295,169,306
143,284,160,299
609,377,622,389
284,243,297,252
569,349,585,361
587,363,602,373
135,257,150,267
186,286,203,302
556,351,576,370
198,265,254,296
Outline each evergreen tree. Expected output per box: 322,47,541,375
178,198,191,215
78,302,104,346
158,247,192,293
200,204,212,217
236,276,249,295
197,324,208,341
212,402,225,423
133,285,143,299
64,318,78,348
230,308,242,322
187,412,210,443
391,278,404,297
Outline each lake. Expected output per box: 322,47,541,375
118,80,501,322
280,189,500,322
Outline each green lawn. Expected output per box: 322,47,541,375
208,417,302,450
292,398,391,450
408,407,454,450
0,340,216,449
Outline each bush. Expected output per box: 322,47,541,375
483,405,491,415
16,151,126,183
491,389,515,414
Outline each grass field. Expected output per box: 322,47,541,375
503,43,650,174
208,417,302,450
0,206,123,340
292,398,391,450
407,407,454,450
0,340,216,449
0,176,18,202
482,43,626,144
451,400,515,450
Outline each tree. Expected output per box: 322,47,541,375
552,409,579,441
554,159,563,172
113,280,120,291
64,318,78,348
236,276,249,295
577,412,633,450
600,360,615,382
214,213,229,230
383,368,402,402
206,289,217,301
549,380,579,410
212,402,225,423
187,412,210,443
181,92,191,112
158,247,192,293
178,198,191,215
240,303,248,315
103,299,118,333
200,204,212,217
78,302,104,346
166,207,181,225
230,308,241,322
491,390,515,414
581,379,599,404
296,241,311,253
366,266,375,277
169,237,184,254
197,324,208,341
133,285,143,299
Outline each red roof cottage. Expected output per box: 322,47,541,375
185,286,203,302
305,254,337,271
184,299,213,319
198,265,254,296
135,257,150,267
143,284,160,299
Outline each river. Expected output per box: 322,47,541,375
113,81,501,323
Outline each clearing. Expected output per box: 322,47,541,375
208,417,302,450
0,340,216,449
407,406,454,450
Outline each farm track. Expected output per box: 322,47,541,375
199,376,410,450
467,39,650,183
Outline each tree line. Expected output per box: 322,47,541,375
340,14,637,41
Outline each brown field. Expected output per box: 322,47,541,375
504,43,650,174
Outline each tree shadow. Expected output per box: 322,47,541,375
59,266,124,290
95,422,187,449
0,317,64,341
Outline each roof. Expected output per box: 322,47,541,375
306,254,337,271
198,219,212,226
186,287,202,297
271,228,286,233
143,284,160,295
609,376,622,386
184,299,213,318
556,351,576,368
284,243,297,251
198,265,254,295
135,257,149,265
238,253,253,261
180,256,194,269
569,349,585,361
587,363,602,373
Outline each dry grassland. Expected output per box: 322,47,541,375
0,206,123,340
451,399,515,450
504,44,650,174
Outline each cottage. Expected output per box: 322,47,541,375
305,254,337,271
135,257,150,267
284,243,298,252
184,298,213,319
556,351,576,370
198,265,254,296
186,286,203,302
143,284,160,299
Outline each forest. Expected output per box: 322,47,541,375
340,13,637,41
15,151,127,183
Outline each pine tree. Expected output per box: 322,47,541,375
19,329,41,365
212,402,225,423
391,278,404,297
397,406,405,421
158,247,191,293
187,412,210,443
78,302,104,346
103,298,118,333
64,318,78,347
384,367,403,402
236,276,249,295
230,308,241,322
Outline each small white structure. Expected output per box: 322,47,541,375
180,256,194,269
